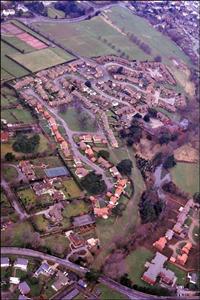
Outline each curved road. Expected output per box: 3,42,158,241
25,88,113,190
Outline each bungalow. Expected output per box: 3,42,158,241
187,272,198,285
181,242,192,255
10,277,20,284
73,157,83,168
153,236,167,251
85,146,94,158
80,135,92,143
97,157,112,169
1,257,10,267
52,271,70,291
94,207,109,219
92,135,102,143
66,231,85,249
79,141,87,151
176,253,188,266
165,229,174,241
18,281,30,295
142,252,176,286
34,261,55,278
109,166,120,178
14,258,28,271
75,167,89,178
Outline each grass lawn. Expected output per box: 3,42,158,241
17,188,37,211
9,48,66,72
184,217,192,227
36,134,50,153
97,284,126,300
2,35,34,53
31,215,49,233
125,247,154,287
47,6,65,18
59,107,98,132
2,165,18,181
62,200,89,218
0,191,15,216
1,40,30,80
170,162,199,196
62,179,82,198
192,226,199,243
41,234,70,257
167,263,186,285
105,6,192,68
1,107,35,124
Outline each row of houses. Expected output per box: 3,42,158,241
90,178,128,219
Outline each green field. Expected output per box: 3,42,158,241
34,6,192,66
59,107,98,132
170,162,199,196
98,284,126,300
1,107,35,123
125,247,154,287
9,48,66,72
41,234,70,257
62,179,82,198
1,40,29,80
47,7,65,19
167,263,186,285
2,36,34,53
62,200,89,218
18,188,37,210
2,165,18,181
105,6,192,67
1,21,74,81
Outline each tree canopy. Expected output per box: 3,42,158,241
193,192,200,204
117,159,133,176
81,171,106,195
163,155,176,169
85,269,101,283
5,152,15,162
97,150,110,160
12,134,40,153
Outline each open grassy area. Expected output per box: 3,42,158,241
17,188,37,210
59,107,98,132
9,48,66,72
41,234,70,257
2,165,18,181
62,179,82,198
170,162,199,196
1,107,35,123
167,263,186,285
1,40,30,81
47,6,65,19
125,247,154,287
97,284,126,300
31,215,49,232
105,6,192,66
2,36,34,53
62,200,89,218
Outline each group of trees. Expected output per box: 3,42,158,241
25,1,47,16
163,155,176,169
54,1,92,18
193,192,200,204
98,36,130,60
139,189,164,223
126,32,152,55
158,130,178,145
5,152,15,162
81,171,106,195
119,119,143,147
117,159,133,176
97,150,110,160
12,134,40,153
